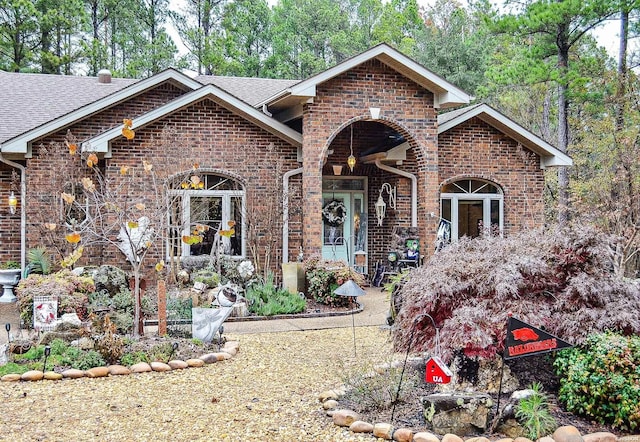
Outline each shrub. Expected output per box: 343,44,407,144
25,247,52,275
120,351,149,366
192,267,221,288
245,272,306,316
15,270,95,328
305,259,365,307
72,350,106,370
554,332,640,431
514,383,557,440
392,225,640,361
87,287,153,334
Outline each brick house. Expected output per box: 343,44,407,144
0,44,571,279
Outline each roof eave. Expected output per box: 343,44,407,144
438,104,573,169
83,84,302,155
0,69,202,155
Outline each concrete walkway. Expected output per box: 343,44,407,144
0,287,390,344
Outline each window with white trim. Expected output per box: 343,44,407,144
440,179,503,241
169,174,245,258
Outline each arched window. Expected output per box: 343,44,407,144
169,174,245,258
440,179,503,241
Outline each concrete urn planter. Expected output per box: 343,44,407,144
0,268,21,303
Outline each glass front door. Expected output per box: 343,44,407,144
321,191,366,266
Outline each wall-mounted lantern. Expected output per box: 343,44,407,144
8,191,17,215
375,183,396,226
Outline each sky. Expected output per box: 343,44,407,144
166,0,621,59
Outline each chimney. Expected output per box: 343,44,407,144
97,69,112,84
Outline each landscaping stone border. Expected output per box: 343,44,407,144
317,387,630,442
0,341,240,382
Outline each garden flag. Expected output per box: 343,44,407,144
504,317,573,360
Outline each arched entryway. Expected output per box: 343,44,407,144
319,118,426,276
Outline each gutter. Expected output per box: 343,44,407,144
0,153,26,269
282,167,303,263
374,159,417,227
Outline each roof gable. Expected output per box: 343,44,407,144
261,43,471,111
438,103,572,168
1,69,202,155
82,83,302,155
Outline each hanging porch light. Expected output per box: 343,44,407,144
375,194,386,226
347,125,356,172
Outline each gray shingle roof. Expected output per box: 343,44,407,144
0,71,138,144
195,75,299,106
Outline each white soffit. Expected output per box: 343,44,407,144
83,84,303,154
438,104,573,168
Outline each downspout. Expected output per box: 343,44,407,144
282,167,303,263
0,153,26,269
374,159,417,227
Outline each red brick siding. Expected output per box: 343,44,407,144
0,163,21,263
437,117,545,235
304,59,438,266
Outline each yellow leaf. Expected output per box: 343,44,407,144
66,142,77,155
122,127,135,140
193,163,199,170
227,220,236,227
65,232,81,244
123,118,133,128
81,177,95,192
190,175,201,186
120,166,129,175
143,160,153,173
61,192,75,205
87,153,98,168
155,261,165,272
128,221,139,229
182,235,203,245
135,203,146,210
44,223,57,231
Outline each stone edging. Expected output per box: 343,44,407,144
0,341,240,383
316,388,631,442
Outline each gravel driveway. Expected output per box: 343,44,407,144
0,326,391,441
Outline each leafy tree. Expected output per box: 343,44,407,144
492,0,616,224
36,0,87,74
372,0,423,55
0,0,40,71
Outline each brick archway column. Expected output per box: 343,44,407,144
301,109,326,257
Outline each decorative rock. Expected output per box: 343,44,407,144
496,420,525,439
349,421,374,433
85,366,110,378
150,362,172,372
21,370,44,381
224,341,240,351
326,409,337,417
441,434,464,442
221,346,238,356
44,371,63,380
538,437,554,442
467,437,491,442
75,337,95,350
554,426,584,442
319,390,340,402
108,365,131,376
393,427,413,442
618,437,640,442
130,362,153,373
168,360,188,370
1,373,22,382
332,409,359,427
423,393,493,436
186,358,205,367
322,400,339,410
583,433,618,442
199,353,219,364
373,423,394,440
496,438,515,442
62,368,85,379
414,432,440,442
513,437,533,442
218,352,233,360
58,312,82,327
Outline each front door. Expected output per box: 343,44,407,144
321,192,366,266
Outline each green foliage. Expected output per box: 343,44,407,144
0,260,21,269
72,350,106,371
87,287,153,334
245,272,306,316
341,360,419,412
15,270,95,328
554,332,640,431
393,225,640,361
25,247,52,275
146,342,176,363
305,259,365,307
0,362,31,376
192,267,221,288
120,351,149,366
514,383,557,440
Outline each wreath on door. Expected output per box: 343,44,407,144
322,200,347,227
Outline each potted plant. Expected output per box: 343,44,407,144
0,261,22,303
